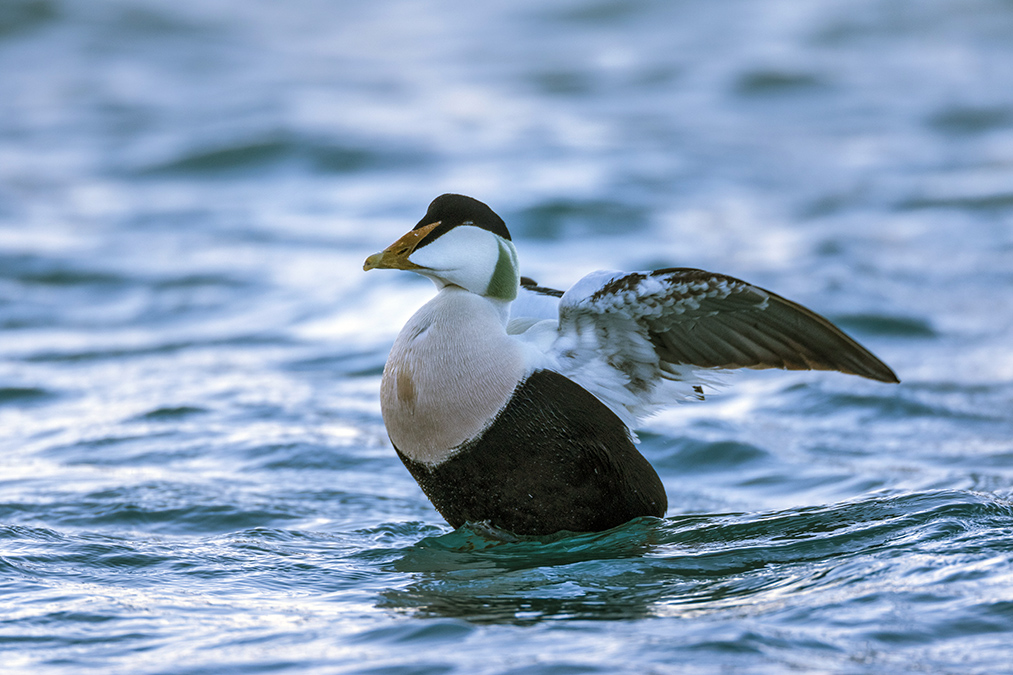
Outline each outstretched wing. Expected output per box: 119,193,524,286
543,267,898,427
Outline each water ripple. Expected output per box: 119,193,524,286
3,0,1013,673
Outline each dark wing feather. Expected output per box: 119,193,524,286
520,276,564,298
639,268,898,382
563,267,899,384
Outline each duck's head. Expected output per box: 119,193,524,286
363,194,519,301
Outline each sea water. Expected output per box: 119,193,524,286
2,0,1012,673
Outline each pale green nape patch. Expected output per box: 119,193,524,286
485,238,519,300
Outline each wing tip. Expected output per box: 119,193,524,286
812,350,899,384
520,276,564,298
857,362,901,384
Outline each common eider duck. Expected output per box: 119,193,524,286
364,194,898,536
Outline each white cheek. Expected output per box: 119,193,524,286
408,226,504,294
409,226,499,271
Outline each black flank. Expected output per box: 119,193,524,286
395,369,667,535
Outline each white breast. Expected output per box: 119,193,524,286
380,287,529,465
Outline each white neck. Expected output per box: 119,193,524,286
380,287,528,464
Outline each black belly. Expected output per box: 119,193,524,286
394,369,667,535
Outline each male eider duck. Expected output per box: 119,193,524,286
364,194,898,536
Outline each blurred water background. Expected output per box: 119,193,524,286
2,0,1013,673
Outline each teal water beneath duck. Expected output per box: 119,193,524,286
2,1,1013,673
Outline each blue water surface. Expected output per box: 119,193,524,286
2,0,1013,673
